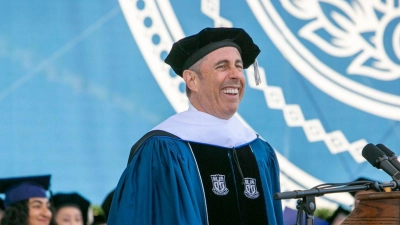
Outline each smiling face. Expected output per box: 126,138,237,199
183,47,245,119
27,198,52,225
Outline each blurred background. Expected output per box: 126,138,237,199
1,0,399,217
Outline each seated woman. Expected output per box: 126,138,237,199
51,192,91,225
0,174,55,225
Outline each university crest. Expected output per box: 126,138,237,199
211,174,229,196
244,178,260,199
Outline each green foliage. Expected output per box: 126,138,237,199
314,207,335,220
91,205,105,217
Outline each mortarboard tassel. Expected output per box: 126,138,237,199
253,59,261,85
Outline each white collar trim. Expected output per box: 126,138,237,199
151,105,257,148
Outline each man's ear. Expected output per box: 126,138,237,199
183,70,198,92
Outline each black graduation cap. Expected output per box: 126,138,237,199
164,27,261,80
51,192,91,224
0,174,51,208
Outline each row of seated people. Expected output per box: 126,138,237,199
0,174,114,225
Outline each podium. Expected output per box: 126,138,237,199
342,192,400,224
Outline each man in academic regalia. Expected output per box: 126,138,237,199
108,27,284,225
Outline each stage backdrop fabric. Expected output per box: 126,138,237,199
1,0,399,209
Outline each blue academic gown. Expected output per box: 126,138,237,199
107,135,284,225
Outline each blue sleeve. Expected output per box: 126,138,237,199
107,137,207,225
250,139,284,225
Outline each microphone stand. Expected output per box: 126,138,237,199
294,195,316,225
275,180,400,225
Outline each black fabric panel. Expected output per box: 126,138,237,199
190,143,240,224
190,142,268,225
234,146,268,225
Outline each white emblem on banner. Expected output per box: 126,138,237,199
244,178,260,199
247,0,400,121
211,174,229,196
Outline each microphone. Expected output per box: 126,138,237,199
362,143,400,181
377,143,400,171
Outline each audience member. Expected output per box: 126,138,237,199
100,189,114,222
51,192,92,225
0,174,55,225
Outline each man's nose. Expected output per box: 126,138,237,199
228,67,243,79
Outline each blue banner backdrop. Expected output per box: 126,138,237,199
1,0,399,210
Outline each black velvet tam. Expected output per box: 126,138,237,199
164,27,260,76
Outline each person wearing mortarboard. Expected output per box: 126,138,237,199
0,174,55,225
100,188,114,222
51,192,92,225
107,27,284,225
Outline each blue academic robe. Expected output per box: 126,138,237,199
107,135,284,225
